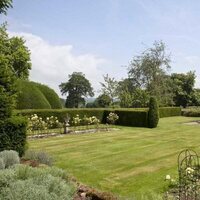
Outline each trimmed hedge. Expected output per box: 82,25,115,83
115,110,148,127
32,82,62,109
148,97,159,128
16,80,62,109
16,80,51,109
16,108,148,127
182,109,200,117
0,116,27,156
159,107,181,118
16,107,181,128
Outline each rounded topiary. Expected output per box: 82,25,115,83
148,97,159,128
16,80,51,109
32,82,62,109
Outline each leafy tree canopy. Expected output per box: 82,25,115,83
171,71,196,107
0,0,12,15
0,25,31,79
100,74,118,104
59,72,94,108
95,93,112,108
128,41,173,106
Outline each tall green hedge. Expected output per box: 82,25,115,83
16,80,62,109
0,116,27,156
32,82,62,109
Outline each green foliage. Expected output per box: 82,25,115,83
148,97,159,128
128,41,173,106
0,165,75,200
0,150,20,168
0,158,5,169
159,107,181,118
0,25,31,79
60,72,94,108
100,74,118,104
96,93,112,108
33,82,62,109
0,116,27,156
171,71,196,107
24,150,53,166
17,107,181,128
0,0,12,15
0,57,17,119
16,80,51,109
182,108,200,117
114,110,148,127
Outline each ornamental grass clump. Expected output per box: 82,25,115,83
107,112,119,125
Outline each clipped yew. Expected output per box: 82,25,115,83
148,97,159,128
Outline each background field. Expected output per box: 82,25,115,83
29,116,200,199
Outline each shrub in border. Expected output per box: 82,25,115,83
148,97,159,128
0,116,27,156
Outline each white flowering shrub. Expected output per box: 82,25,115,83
71,114,81,126
28,114,46,131
107,112,119,125
81,115,100,126
46,116,62,129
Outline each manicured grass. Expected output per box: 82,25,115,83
29,116,200,199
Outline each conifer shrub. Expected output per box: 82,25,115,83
148,97,159,128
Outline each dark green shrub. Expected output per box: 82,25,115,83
159,107,181,118
114,110,148,127
16,80,51,109
32,82,62,109
0,116,27,156
148,97,159,128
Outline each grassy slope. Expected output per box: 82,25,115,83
29,117,200,199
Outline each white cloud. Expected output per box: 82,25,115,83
9,32,107,97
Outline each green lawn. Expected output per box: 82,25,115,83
29,116,200,199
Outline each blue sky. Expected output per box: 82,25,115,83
2,0,200,95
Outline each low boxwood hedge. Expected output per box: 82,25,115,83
0,116,27,156
159,107,181,118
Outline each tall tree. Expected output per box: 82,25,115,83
128,41,173,106
95,93,112,108
171,71,196,107
0,25,31,79
100,74,118,104
59,72,94,108
0,0,12,15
